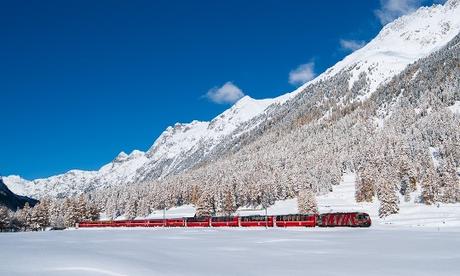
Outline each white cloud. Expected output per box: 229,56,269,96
375,0,422,25
340,39,366,52
289,62,316,86
205,81,245,104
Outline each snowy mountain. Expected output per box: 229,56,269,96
4,0,460,199
0,178,38,210
4,150,149,198
314,0,460,98
3,94,296,198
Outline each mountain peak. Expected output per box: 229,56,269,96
114,151,129,162
313,0,460,98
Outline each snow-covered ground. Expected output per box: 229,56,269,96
1,227,459,276
2,172,460,275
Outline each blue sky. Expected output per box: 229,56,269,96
0,0,442,179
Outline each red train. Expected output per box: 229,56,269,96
78,212,371,228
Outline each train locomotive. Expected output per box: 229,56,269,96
78,212,371,228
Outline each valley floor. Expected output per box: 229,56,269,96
2,172,459,276
0,227,459,276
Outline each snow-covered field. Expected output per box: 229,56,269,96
1,227,459,276
2,172,460,276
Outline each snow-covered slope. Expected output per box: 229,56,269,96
4,0,460,198
4,150,149,198
136,93,297,181
314,0,460,98
145,96,285,168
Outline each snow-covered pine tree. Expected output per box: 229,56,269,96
439,158,460,203
48,200,65,228
18,202,33,231
221,190,237,216
85,202,100,221
76,195,88,220
377,161,400,218
378,178,400,218
356,165,376,202
421,162,438,205
105,193,119,219
125,196,137,220
63,199,80,227
398,154,417,202
0,206,10,231
297,189,318,214
31,200,50,231
195,191,214,217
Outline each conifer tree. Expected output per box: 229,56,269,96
125,198,137,220
0,206,10,231
356,165,376,202
439,158,460,203
18,202,33,231
378,168,400,218
195,191,214,217
221,190,237,216
31,200,50,230
297,189,318,214
63,199,80,227
421,163,437,205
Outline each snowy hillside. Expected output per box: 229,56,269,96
314,0,460,98
136,93,296,182
4,0,460,199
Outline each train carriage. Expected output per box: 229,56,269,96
185,216,210,227
131,219,165,227
146,219,167,227
210,216,239,227
166,218,185,227
239,215,274,227
275,214,316,227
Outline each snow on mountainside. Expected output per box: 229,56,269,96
4,0,460,198
137,93,298,181
314,0,460,98
3,94,295,198
146,96,282,165
4,150,149,198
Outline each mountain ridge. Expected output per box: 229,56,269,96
4,0,460,199
0,178,38,210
